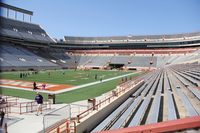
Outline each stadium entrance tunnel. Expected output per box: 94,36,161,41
109,64,124,70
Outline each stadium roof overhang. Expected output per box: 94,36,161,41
0,2,33,15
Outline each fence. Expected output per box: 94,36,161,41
42,73,145,132
42,104,89,133
76,79,144,123
0,95,19,118
46,120,76,133
1,95,19,103
0,96,18,133
9,100,51,114
0,123,8,133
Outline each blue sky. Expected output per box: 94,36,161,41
2,0,200,39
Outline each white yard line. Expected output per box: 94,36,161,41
54,72,140,94
1,72,140,94
0,85,52,93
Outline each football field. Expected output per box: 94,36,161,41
0,69,143,103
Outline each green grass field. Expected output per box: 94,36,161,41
0,69,143,103
0,69,131,85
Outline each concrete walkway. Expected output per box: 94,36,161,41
4,84,123,133
7,103,68,133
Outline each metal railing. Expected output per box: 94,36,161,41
46,120,76,133
42,104,89,133
76,79,143,123
8,100,51,114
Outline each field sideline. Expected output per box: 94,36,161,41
0,69,143,103
0,69,132,85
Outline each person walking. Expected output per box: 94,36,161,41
41,83,46,90
0,111,5,128
33,82,37,90
95,74,97,80
35,92,43,116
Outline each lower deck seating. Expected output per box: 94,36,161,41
0,44,58,70
91,64,200,132
1,43,199,70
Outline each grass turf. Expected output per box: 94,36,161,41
0,69,131,85
0,70,143,103
0,87,49,101
56,72,142,103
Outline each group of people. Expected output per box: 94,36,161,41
121,76,131,83
94,74,103,82
19,72,30,78
19,71,39,78
33,82,46,90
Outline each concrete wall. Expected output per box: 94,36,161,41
0,66,60,72
76,81,144,133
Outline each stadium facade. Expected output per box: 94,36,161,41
1,13,200,71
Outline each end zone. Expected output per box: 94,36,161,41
0,79,74,92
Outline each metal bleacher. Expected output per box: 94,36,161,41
127,93,152,127
174,71,199,87
110,55,130,64
170,66,200,101
0,43,58,69
92,98,133,132
182,71,200,81
0,16,54,43
177,88,198,116
164,71,177,120
127,56,157,68
110,96,142,130
146,73,163,124
85,56,111,67
128,72,161,126
187,71,200,77
168,69,199,116
91,63,200,132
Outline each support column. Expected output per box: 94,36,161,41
7,8,9,18
15,11,17,20
23,13,24,21
30,15,32,22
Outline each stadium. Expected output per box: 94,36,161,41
0,1,200,133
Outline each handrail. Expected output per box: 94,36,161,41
42,104,70,132
43,103,86,133
99,116,200,133
68,48,197,55
77,94,113,123
6,100,51,114
46,119,76,133
76,79,143,123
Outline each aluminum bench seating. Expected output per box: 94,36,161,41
92,98,133,132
